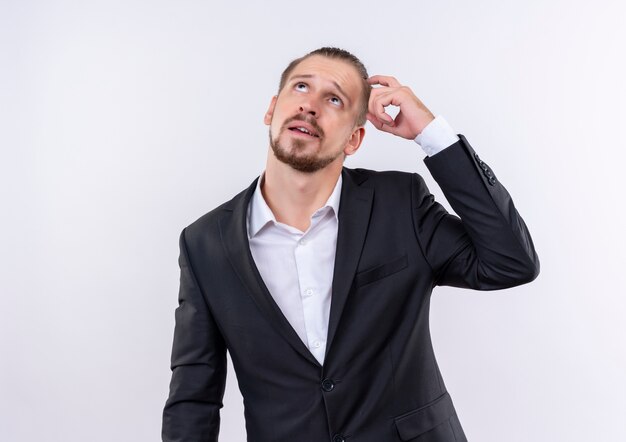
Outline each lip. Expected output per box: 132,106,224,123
287,127,319,139
287,121,320,138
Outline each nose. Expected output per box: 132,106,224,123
298,96,319,117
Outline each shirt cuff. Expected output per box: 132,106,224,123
414,115,460,156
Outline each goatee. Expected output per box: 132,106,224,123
269,129,342,173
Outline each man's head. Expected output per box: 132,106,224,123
264,47,371,173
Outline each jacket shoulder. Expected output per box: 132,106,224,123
346,166,413,179
183,182,253,239
345,166,421,192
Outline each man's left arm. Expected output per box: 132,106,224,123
367,75,540,289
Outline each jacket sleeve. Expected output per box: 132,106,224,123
162,228,227,441
411,134,540,290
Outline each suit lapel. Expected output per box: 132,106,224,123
218,167,373,369
218,176,321,368
324,168,373,361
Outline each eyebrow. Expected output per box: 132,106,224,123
288,74,352,106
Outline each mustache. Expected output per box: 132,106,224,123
284,115,323,138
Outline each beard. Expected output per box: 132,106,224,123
269,127,343,173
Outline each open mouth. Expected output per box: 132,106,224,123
287,126,320,138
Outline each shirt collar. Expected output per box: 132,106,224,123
247,170,343,238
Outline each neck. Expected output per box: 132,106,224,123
261,150,342,232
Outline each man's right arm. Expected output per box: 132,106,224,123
162,228,227,442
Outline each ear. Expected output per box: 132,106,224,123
343,126,366,157
264,95,278,125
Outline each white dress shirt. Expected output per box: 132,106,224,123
246,115,458,365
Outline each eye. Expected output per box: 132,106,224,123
330,96,342,106
295,82,308,91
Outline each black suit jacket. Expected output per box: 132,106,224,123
162,135,540,442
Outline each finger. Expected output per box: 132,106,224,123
366,112,396,134
367,111,390,130
369,89,396,125
368,84,398,99
367,75,402,88
366,112,383,130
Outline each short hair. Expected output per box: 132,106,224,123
277,47,371,128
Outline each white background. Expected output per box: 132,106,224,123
1,0,625,440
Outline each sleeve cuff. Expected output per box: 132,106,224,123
414,115,460,156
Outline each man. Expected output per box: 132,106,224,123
162,47,540,442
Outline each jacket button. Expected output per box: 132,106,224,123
332,434,345,442
321,378,335,392
483,168,493,178
488,176,497,185
474,152,481,161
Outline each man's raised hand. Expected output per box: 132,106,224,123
366,75,435,140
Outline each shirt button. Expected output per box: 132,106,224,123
304,288,314,296
300,238,307,245
313,340,321,348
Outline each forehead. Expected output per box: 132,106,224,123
288,55,361,99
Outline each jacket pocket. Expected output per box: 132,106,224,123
354,253,408,288
393,391,456,441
